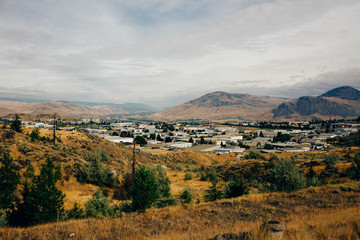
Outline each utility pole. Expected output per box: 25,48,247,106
53,113,57,144
132,139,136,178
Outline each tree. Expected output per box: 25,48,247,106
270,158,306,192
224,176,248,198
188,137,194,143
10,114,22,133
0,152,20,210
9,159,65,226
134,136,147,146
273,132,291,143
204,180,223,202
131,166,159,212
180,189,192,205
29,128,40,141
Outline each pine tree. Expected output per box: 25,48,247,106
9,159,65,226
131,166,159,212
10,114,22,133
0,152,20,210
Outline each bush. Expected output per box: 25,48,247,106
152,165,171,198
67,202,84,219
184,172,194,181
155,197,177,208
0,211,7,227
180,189,192,205
245,151,263,160
85,190,112,218
348,151,360,180
224,177,248,198
270,158,306,192
76,151,119,188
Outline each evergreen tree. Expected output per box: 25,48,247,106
9,159,65,226
204,180,223,202
224,176,248,198
10,114,22,133
131,166,159,212
0,152,20,210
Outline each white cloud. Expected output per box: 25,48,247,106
0,0,359,108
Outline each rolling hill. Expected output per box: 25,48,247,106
151,91,288,120
0,100,129,117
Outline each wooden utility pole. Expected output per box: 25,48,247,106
53,113,57,144
132,139,136,178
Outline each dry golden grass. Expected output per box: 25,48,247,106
1,183,359,240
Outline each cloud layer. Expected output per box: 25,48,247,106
0,0,360,108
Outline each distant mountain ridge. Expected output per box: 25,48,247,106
272,86,360,120
153,86,360,121
152,91,288,120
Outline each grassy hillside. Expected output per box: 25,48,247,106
1,183,359,239
1,125,360,239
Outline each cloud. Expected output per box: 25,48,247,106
0,0,360,108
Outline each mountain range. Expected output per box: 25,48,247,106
152,86,360,121
0,100,156,118
0,86,359,120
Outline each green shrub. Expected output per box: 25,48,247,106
245,151,264,160
155,197,177,208
85,190,112,218
270,158,306,192
76,151,119,188
184,172,194,181
67,202,84,219
348,151,360,180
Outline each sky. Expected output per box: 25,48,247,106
0,0,360,109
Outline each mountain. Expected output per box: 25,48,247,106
0,100,129,117
71,101,158,114
320,86,360,100
152,91,288,120
272,86,360,120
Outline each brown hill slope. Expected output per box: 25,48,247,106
0,100,129,117
1,184,360,240
152,91,288,120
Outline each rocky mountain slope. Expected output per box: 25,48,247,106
152,91,288,120
272,86,360,120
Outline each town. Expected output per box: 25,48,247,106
3,115,359,155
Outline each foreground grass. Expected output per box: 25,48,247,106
1,183,359,240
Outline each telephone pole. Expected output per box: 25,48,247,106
53,113,57,144
132,139,136,178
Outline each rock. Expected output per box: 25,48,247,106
68,233,75,238
214,233,238,240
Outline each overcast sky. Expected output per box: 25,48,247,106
1,0,360,109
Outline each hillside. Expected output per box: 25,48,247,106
272,86,360,120
1,124,360,239
152,91,288,120
0,100,130,117
1,184,360,239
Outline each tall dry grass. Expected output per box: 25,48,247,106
1,183,359,240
